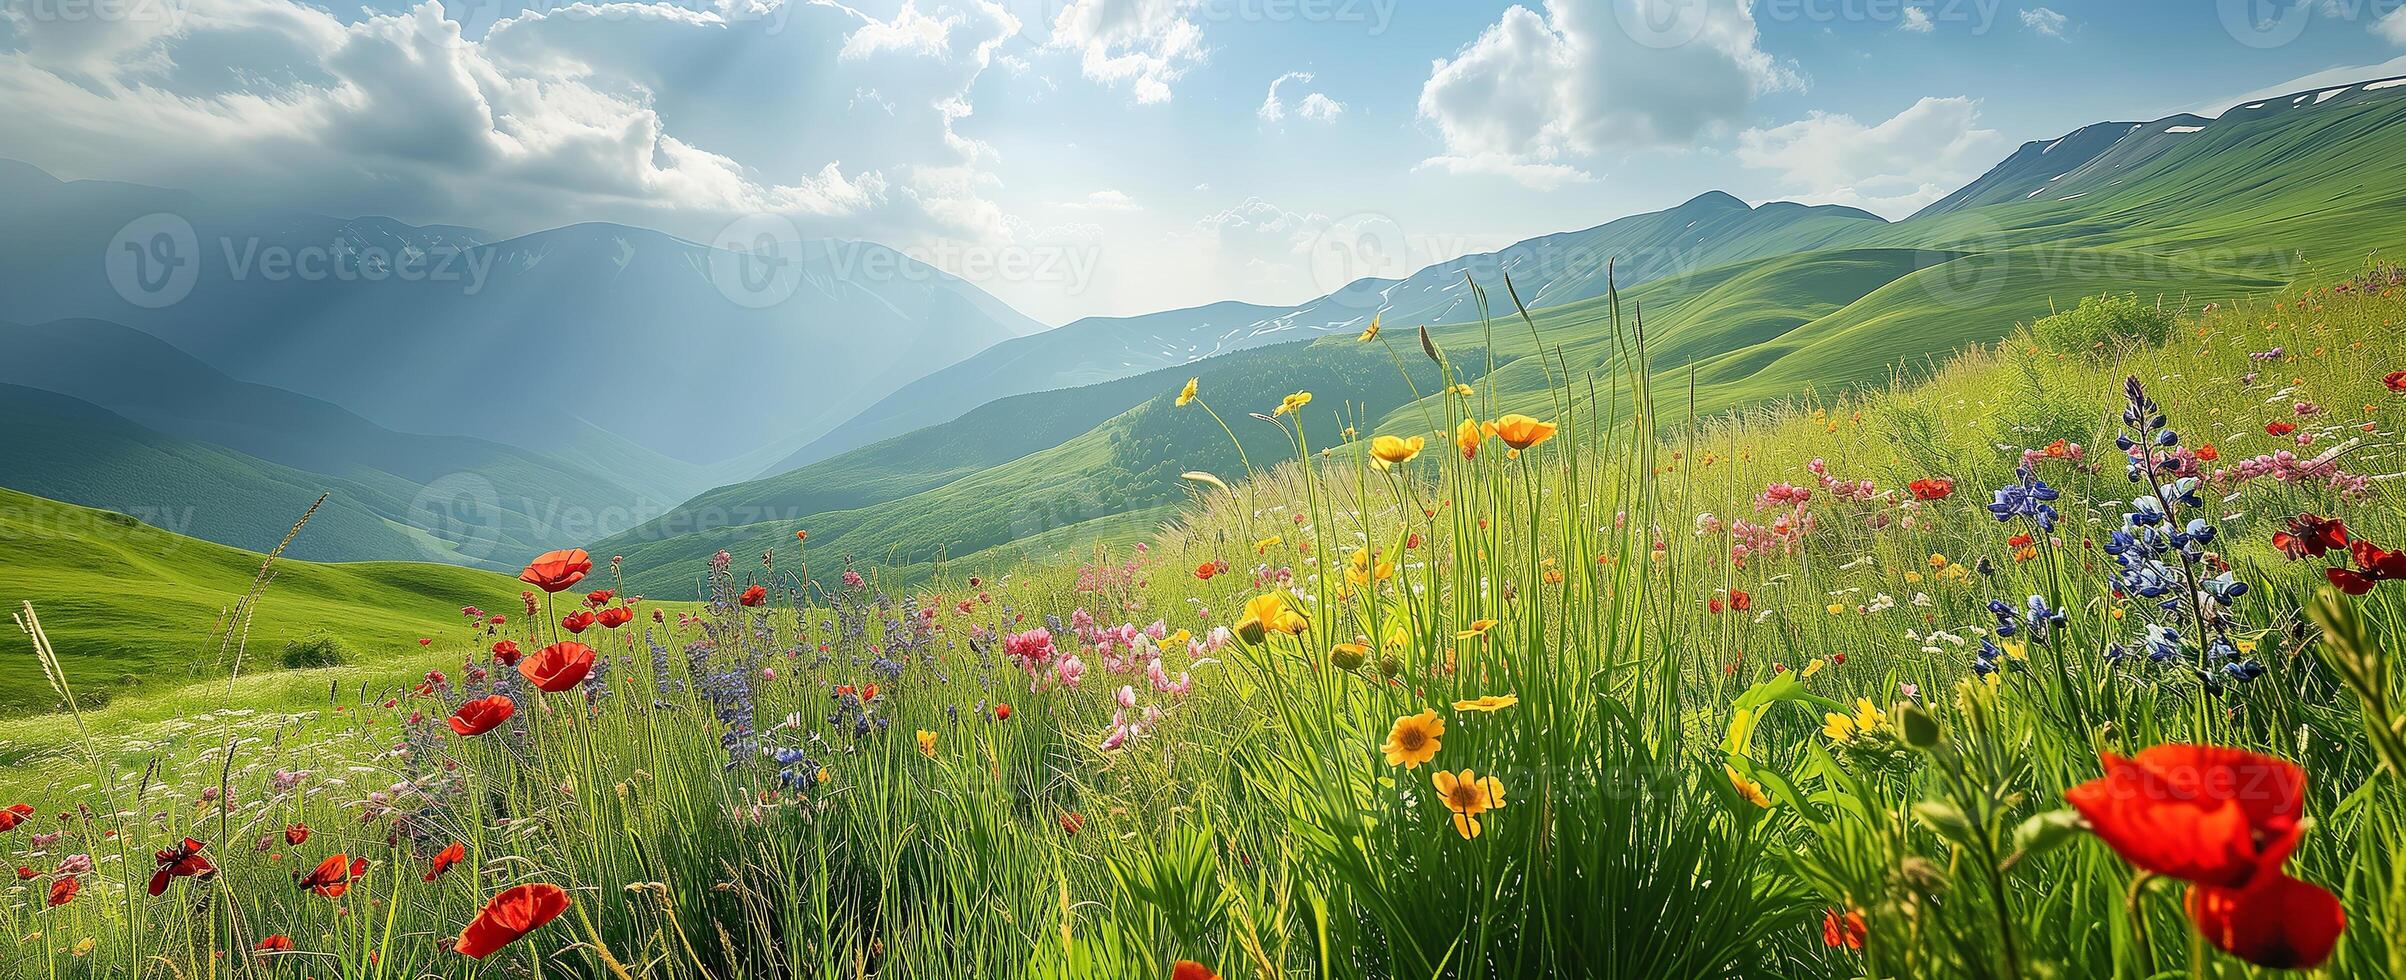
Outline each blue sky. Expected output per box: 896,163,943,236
6,0,2406,323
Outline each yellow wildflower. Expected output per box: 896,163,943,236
1176,377,1198,407
1236,592,1307,643
1381,709,1444,768
1452,694,1519,712
1491,414,1557,450
1370,434,1425,468
1432,768,1505,839
1726,765,1770,808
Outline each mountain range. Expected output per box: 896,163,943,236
7,75,2406,590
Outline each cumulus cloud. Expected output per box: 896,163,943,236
1415,0,1797,189
1899,6,1934,33
2020,6,2068,38
1259,71,1344,123
1735,96,2011,217
2376,7,2406,44
1046,0,1205,104
0,0,1027,248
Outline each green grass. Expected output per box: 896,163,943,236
0,485,523,716
600,339,1485,595
4,270,2402,979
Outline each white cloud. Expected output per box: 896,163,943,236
1047,0,1205,104
1259,71,1345,123
2377,7,2406,44
2177,55,2406,116
1736,96,2011,217
1063,189,1140,211
2020,6,2068,38
1899,6,1934,33
1415,0,1797,189
0,0,1029,249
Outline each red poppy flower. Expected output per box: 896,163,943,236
48,875,78,907
1059,812,1085,835
425,842,466,882
739,585,768,607
2273,514,2350,560
256,934,294,954
0,803,31,832
2194,443,2219,462
2353,539,2406,580
585,589,614,607
297,854,367,898
2065,745,2304,887
2188,871,2346,968
2265,421,2297,436
2066,744,2345,968
1729,590,1751,612
2328,567,2378,595
596,606,633,630
518,549,593,594
560,610,596,634
2386,369,2406,393
1820,908,1867,949
519,642,595,693
2008,533,2033,549
149,837,217,895
1172,961,1219,980
14,866,31,880
448,696,516,736
454,882,571,959
1194,563,1218,580
491,640,522,665
1707,597,1725,614
285,823,310,847
994,703,1011,720
1907,477,1953,501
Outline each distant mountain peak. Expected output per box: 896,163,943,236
1682,190,1750,211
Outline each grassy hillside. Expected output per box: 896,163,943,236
0,484,521,715
621,77,2406,586
0,318,685,567
629,370,1177,542
602,340,1484,595
773,192,1886,473
0,384,440,564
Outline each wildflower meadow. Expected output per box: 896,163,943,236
5,269,2406,980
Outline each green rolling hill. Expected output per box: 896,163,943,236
598,76,2406,589
600,339,1483,596
0,485,520,715
0,383,439,563
0,319,680,568
768,191,1884,474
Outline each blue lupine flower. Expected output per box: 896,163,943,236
1988,466,2061,532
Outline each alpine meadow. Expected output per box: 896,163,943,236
6,3,2406,978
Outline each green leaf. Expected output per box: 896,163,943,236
2009,809,2084,862
1912,800,1977,847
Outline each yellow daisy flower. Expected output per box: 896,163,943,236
1382,709,1445,768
